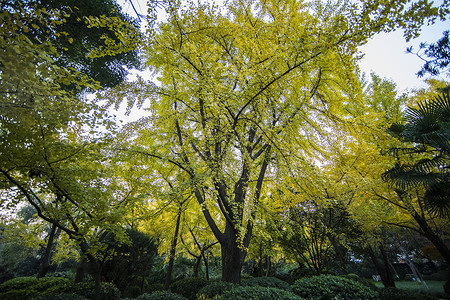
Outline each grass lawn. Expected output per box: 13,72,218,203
374,280,446,298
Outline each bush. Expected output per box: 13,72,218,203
196,281,236,299
292,275,379,300
216,286,303,300
343,273,378,291
0,277,120,300
242,276,292,291
32,293,89,300
137,290,188,300
144,283,165,293
0,276,72,300
170,277,210,300
379,287,439,300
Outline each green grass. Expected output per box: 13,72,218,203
374,280,446,298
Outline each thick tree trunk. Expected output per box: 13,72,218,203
221,223,246,283
413,213,450,265
165,207,182,289
37,224,58,278
75,255,87,283
92,262,103,300
193,255,201,278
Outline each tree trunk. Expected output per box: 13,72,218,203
413,213,450,265
92,261,103,300
165,207,182,289
75,255,87,283
193,255,201,278
37,224,59,278
379,244,396,287
327,234,347,274
202,251,209,280
367,245,395,288
258,243,263,277
221,223,246,283
265,255,271,277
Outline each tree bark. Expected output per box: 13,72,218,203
37,224,59,278
367,245,395,288
379,244,396,287
202,251,210,280
165,206,182,289
327,234,347,274
221,222,247,283
75,255,87,283
413,213,450,265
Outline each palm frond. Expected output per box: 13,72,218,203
423,180,450,219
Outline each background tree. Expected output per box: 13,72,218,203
0,3,144,299
1,0,142,89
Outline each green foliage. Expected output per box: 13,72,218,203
2,0,141,89
0,277,70,300
343,273,379,291
144,283,165,293
196,281,236,300
0,277,120,300
216,286,303,300
379,287,439,300
32,293,89,300
292,275,379,300
103,228,158,294
137,291,188,300
170,277,210,300
384,89,450,218
242,276,292,292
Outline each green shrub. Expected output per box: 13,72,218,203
343,273,378,291
0,276,120,300
144,283,165,293
243,276,292,291
137,290,188,300
123,284,142,298
196,281,236,299
379,287,439,300
0,277,72,300
170,277,210,300
292,275,379,300
32,293,89,300
216,286,303,300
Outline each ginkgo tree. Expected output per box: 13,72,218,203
0,3,145,298
102,0,448,283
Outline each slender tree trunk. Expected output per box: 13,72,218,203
413,213,450,265
379,244,396,287
221,222,246,283
165,207,182,289
258,243,263,277
327,234,347,274
37,224,59,278
202,251,209,280
265,255,271,277
367,245,395,288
